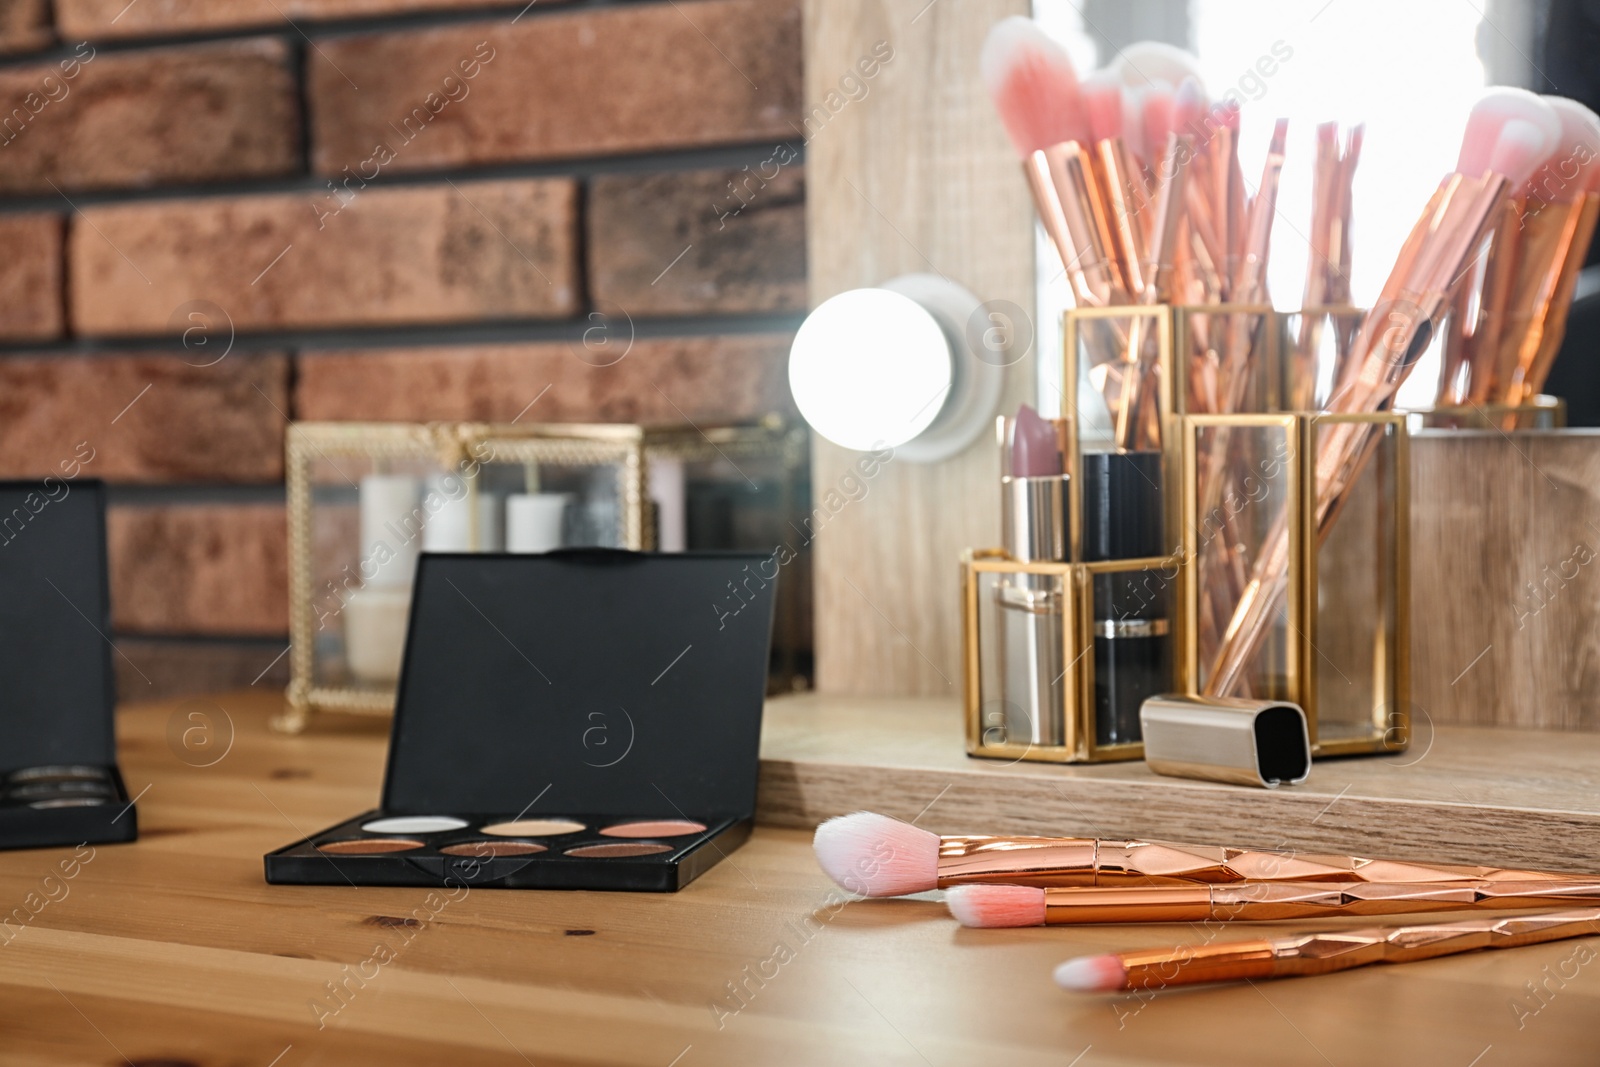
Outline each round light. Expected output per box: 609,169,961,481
788,288,954,452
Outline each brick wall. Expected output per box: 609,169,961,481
0,0,806,702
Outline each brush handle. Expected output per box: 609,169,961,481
1115,907,1600,989
935,835,1580,889
1040,879,1600,925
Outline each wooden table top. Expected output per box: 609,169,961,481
1,691,1595,1066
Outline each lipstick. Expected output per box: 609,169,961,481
1080,451,1168,746
997,405,1070,746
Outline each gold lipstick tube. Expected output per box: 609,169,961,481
934,835,1579,890
1115,906,1600,989
1035,879,1600,925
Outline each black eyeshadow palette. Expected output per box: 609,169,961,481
266,549,776,892
0,480,137,850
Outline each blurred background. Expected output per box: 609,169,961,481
0,0,807,702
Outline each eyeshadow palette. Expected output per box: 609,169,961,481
0,480,137,850
268,812,747,890
266,550,776,892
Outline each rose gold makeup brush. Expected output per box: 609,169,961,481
981,17,1121,309
812,812,1582,897
945,880,1600,928
1054,908,1600,992
1438,89,1563,407
1497,95,1600,406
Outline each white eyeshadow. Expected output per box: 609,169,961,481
361,816,468,834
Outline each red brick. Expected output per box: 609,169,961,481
589,165,805,315
70,180,578,335
0,352,289,483
56,0,573,39
108,504,287,635
294,335,796,423
114,638,290,705
310,0,800,173
0,39,298,194
0,0,51,54
0,214,62,340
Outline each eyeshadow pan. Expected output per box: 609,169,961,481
9,781,115,800
28,797,106,810
480,818,586,837
599,819,707,838
317,838,423,855
565,842,674,858
8,765,107,785
360,816,468,834
439,841,548,857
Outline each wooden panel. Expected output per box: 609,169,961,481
3,689,1595,1065
757,692,1600,875
804,0,1034,696
1409,430,1600,730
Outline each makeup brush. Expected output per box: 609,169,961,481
1054,907,1600,992
811,812,1581,898
981,17,1119,308
1112,40,1206,98
1497,95,1600,406
945,879,1600,928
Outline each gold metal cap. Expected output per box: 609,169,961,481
1139,694,1310,789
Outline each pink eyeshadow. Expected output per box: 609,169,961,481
599,819,707,839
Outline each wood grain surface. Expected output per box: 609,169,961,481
1409,429,1600,731
804,0,1036,698
1,690,1596,1065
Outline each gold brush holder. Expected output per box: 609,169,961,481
280,418,805,733
961,549,1179,763
1406,394,1566,430
1175,411,1410,756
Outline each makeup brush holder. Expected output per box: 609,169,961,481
1063,303,1280,561
1279,305,1366,411
1405,394,1566,431
1174,411,1410,756
282,418,807,732
961,548,1179,763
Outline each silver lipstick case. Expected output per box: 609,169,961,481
997,474,1069,746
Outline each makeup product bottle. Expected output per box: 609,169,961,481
1081,451,1168,746
997,405,1070,746
345,473,422,685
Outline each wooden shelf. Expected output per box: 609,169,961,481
757,693,1600,875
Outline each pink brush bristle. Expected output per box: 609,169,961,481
1172,76,1207,135
945,884,1048,928
1489,118,1556,186
980,16,1088,156
1122,85,1148,161
812,811,940,897
1538,96,1600,197
1140,85,1175,164
1083,70,1124,143
1054,954,1130,992
1113,41,1206,95
1457,87,1560,178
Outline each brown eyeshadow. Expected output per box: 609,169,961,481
599,819,707,838
565,842,674,858
316,838,423,855
439,841,548,857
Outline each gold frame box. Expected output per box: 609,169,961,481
1405,393,1566,431
1175,411,1410,756
282,419,805,733
961,548,1179,763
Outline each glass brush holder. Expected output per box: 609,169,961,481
1175,411,1410,756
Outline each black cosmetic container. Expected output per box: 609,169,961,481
266,549,776,892
0,479,137,850
1081,453,1171,747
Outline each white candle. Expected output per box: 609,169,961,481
506,493,569,553
649,457,686,552
422,479,504,552
359,474,421,589
343,585,411,684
